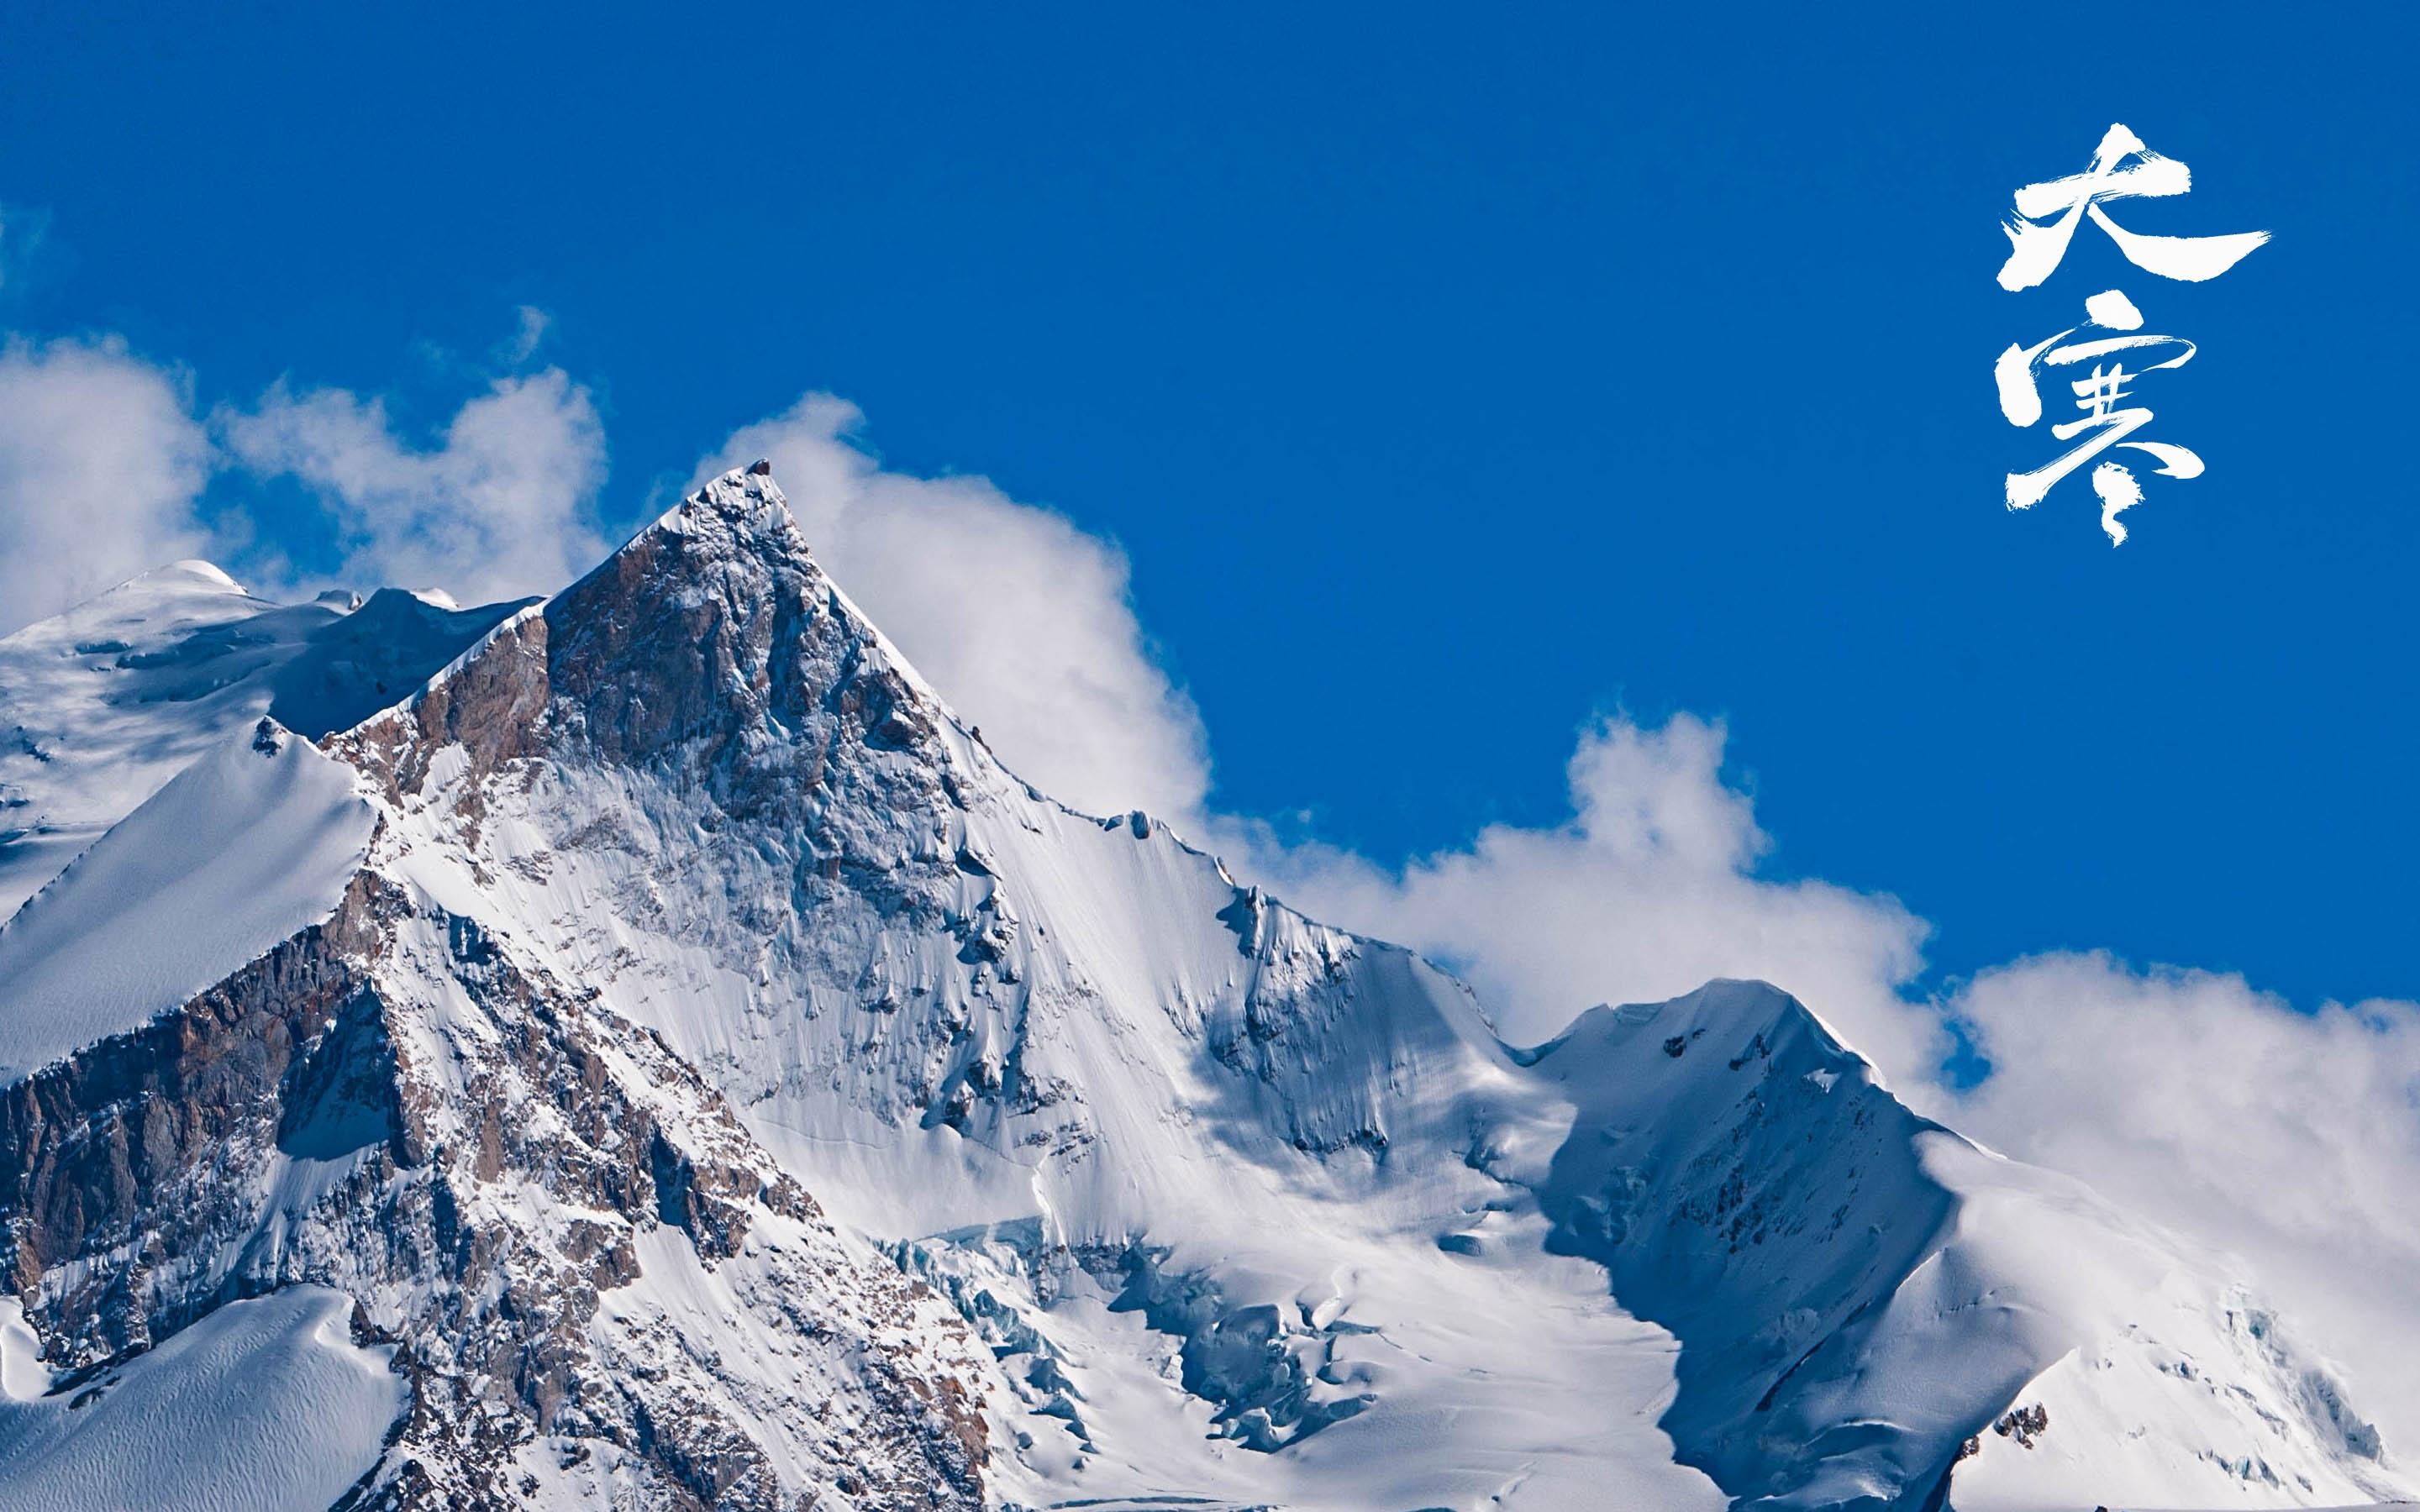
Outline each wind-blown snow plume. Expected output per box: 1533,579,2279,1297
697,394,1210,825
691,403,1930,1074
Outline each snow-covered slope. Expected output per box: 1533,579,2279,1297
0,1288,403,1512
1527,981,2402,1509
0,467,2406,1510
0,718,374,1082
0,564,524,921
0,560,322,919
266,585,542,738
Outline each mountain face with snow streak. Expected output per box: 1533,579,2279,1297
0,469,2406,1512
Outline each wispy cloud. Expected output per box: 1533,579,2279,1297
0,202,56,299
219,365,609,607
1217,713,1940,1067
497,305,551,366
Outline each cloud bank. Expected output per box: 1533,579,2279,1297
0,322,611,635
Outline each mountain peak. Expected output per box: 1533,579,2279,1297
146,559,244,592
1522,976,1858,1077
650,462,804,550
3,559,259,654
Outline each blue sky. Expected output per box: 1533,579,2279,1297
3,0,2414,1016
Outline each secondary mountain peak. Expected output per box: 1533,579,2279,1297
125,557,245,594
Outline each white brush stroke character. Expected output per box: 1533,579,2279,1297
1996,289,2204,543
2091,461,2147,547
1998,123,2270,292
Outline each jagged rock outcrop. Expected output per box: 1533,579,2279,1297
0,858,990,1508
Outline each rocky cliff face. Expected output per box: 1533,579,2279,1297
0,470,2407,1512
0,858,990,1509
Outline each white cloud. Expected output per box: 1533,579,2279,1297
220,367,609,608
697,394,1211,824
0,336,216,638
1943,953,2420,1459
1223,713,1940,1067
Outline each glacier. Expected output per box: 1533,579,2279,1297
0,465,2406,1511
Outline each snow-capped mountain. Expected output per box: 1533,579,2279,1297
0,466,2405,1511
